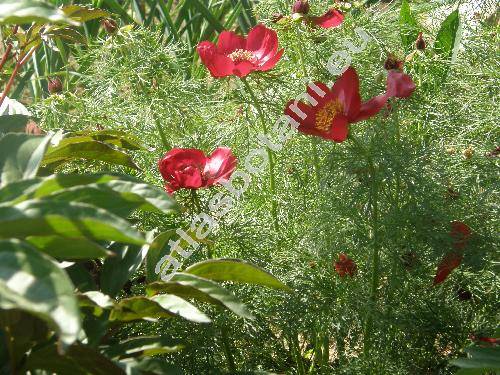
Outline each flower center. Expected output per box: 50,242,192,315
315,99,343,132
228,49,255,63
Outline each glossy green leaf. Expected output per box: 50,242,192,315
0,0,75,25
399,0,419,52
145,230,176,283
25,236,112,259
0,239,80,346
23,343,124,375
0,115,29,134
103,336,184,359
185,259,291,291
147,273,255,320
43,26,87,45
100,242,149,298
451,346,500,369
62,5,110,22
151,294,211,323
0,133,52,187
42,136,139,170
434,9,461,59
119,357,183,375
69,129,148,151
78,291,114,316
109,296,176,322
46,180,180,217
0,97,30,116
0,200,145,245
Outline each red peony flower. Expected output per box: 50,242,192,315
158,147,237,194
310,9,344,29
334,253,357,277
197,24,284,78
284,66,415,142
433,252,463,286
450,221,472,250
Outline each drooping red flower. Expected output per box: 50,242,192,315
433,251,463,286
158,147,237,194
197,24,284,78
450,221,472,250
284,66,415,142
309,9,344,28
334,253,357,277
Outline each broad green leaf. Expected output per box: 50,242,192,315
0,97,30,117
0,200,145,245
434,9,461,59
399,0,419,52
185,259,291,291
78,291,114,316
145,230,176,283
42,136,139,170
451,346,500,369
68,129,148,151
25,236,112,259
103,336,185,359
100,242,149,298
62,5,110,22
0,115,29,134
0,0,75,25
0,239,80,346
109,296,176,322
119,357,183,375
151,294,211,323
46,180,180,217
43,26,87,45
147,273,255,320
0,173,132,203
0,133,52,187
23,343,124,375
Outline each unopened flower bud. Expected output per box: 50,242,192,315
292,0,310,15
101,18,118,35
415,32,426,50
47,77,62,94
384,53,404,71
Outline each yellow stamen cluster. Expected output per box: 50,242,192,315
228,49,255,63
315,100,343,132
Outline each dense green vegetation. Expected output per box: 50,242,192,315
0,0,498,374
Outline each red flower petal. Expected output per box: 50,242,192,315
204,147,237,186
354,93,389,123
284,99,316,128
330,67,361,121
197,41,235,78
450,221,472,250
324,115,349,142
216,31,246,55
233,61,256,77
334,253,357,277
433,252,463,286
258,48,284,72
158,148,207,193
246,24,279,60
386,70,416,98
306,81,332,107
311,9,344,28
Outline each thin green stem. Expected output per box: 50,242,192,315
155,117,170,150
220,325,237,373
295,31,321,185
240,78,279,231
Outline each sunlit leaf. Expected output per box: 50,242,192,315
0,239,80,346
147,273,255,320
26,236,112,259
185,259,291,291
62,5,110,22
0,200,145,245
102,336,185,359
0,0,75,25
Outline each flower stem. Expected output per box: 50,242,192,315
155,116,171,150
240,78,279,231
220,325,237,373
360,137,381,356
295,32,321,185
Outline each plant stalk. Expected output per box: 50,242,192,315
240,78,279,231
